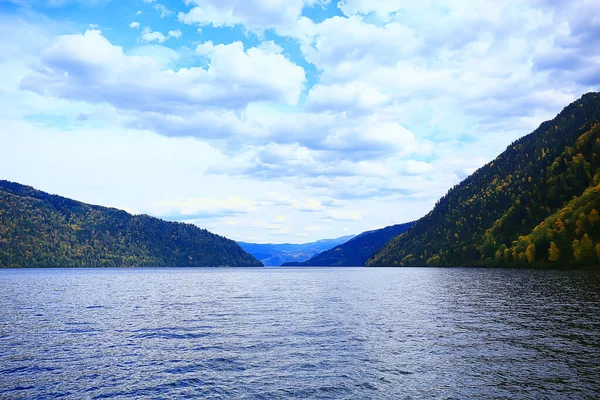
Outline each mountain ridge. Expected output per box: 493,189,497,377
368,92,600,268
0,180,262,268
239,235,355,266
282,221,415,266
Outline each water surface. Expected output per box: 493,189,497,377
1,267,599,399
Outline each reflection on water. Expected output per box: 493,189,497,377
1,267,599,399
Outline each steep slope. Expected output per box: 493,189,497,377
501,183,600,268
368,92,600,268
283,222,415,266
239,235,355,266
0,181,262,268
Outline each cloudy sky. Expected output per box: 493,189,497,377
1,0,598,243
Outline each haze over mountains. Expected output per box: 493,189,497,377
239,236,355,266
283,222,415,267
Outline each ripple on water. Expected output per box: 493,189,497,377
0,267,599,399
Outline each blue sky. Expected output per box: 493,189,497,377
1,0,599,243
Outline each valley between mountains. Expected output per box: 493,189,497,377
2,93,600,269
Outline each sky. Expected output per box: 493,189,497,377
0,0,599,244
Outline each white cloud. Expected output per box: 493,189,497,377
140,27,168,43
250,222,293,235
300,16,421,72
20,30,306,117
178,0,328,32
5,1,600,244
287,0,599,152
307,82,389,114
193,40,305,105
0,14,56,64
154,4,172,18
403,160,434,175
149,196,256,219
259,192,297,207
337,0,403,18
325,209,364,221
321,122,433,158
258,40,283,54
129,21,140,29
257,192,343,214
296,198,324,212
167,29,182,39
127,44,180,69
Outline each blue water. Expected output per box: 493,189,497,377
1,267,599,399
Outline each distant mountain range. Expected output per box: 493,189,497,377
368,92,600,268
4,93,600,270
0,181,262,268
282,222,415,266
238,235,355,266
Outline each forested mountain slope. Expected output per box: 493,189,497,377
0,181,262,268
283,222,415,266
239,235,355,266
368,92,600,268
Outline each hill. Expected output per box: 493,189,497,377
367,92,600,268
282,222,415,266
239,235,355,266
0,181,262,268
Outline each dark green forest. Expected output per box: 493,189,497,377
0,181,262,268
367,92,600,268
283,222,415,266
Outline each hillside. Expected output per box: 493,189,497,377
0,181,262,268
282,222,415,266
239,235,355,266
367,92,600,268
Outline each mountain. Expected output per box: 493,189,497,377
282,222,415,266
0,181,262,268
239,235,355,266
367,92,600,268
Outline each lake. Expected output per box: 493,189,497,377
1,267,599,399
